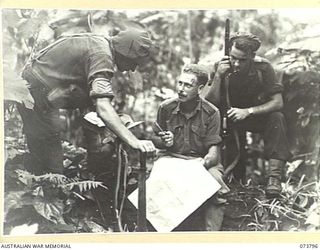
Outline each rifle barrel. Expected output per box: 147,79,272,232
222,19,231,170
224,18,230,56
137,152,147,232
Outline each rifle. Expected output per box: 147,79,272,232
221,19,241,177
136,152,147,231
221,19,231,170
112,117,147,232
114,145,148,232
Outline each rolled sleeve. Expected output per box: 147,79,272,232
89,78,114,99
87,52,114,80
262,62,284,96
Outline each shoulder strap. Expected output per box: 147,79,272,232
30,33,108,63
32,37,69,62
257,69,263,84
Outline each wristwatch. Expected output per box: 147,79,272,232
248,107,254,115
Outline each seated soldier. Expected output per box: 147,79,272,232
201,33,292,197
152,64,230,231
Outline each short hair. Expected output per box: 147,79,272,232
182,64,209,85
230,33,261,54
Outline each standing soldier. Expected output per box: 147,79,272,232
18,29,157,175
202,33,292,198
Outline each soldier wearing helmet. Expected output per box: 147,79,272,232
202,33,292,198
18,28,157,175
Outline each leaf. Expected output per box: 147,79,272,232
4,147,22,161
296,107,305,114
15,169,35,187
33,199,64,224
32,186,44,197
3,67,34,109
286,159,304,174
81,191,95,201
63,180,108,192
72,192,86,200
63,158,73,168
4,191,27,217
305,202,320,227
296,195,309,208
17,17,43,39
301,115,310,127
36,173,68,185
256,206,265,218
2,9,22,29
305,208,320,226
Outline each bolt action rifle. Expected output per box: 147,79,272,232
220,19,231,171
136,152,147,232
221,19,240,177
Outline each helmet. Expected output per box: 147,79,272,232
112,29,156,59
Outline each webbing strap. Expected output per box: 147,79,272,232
114,142,124,232
222,73,241,176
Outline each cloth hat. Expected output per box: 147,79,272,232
230,32,261,52
112,29,156,59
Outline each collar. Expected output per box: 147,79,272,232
248,60,257,77
172,98,202,118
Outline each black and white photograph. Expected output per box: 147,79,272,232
2,8,320,237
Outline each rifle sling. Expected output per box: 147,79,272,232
223,74,241,176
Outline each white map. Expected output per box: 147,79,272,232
128,156,221,232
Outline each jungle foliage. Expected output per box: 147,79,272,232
3,9,320,233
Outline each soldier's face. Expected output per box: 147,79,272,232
177,73,201,102
229,45,253,74
119,58,138,72
115,52,138,72
121,56,149,72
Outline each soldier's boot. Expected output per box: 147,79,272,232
266,159,285,198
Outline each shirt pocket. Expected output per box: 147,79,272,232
191,123,206,138
190,122,207,154
166,119,184,152
166,120,183,137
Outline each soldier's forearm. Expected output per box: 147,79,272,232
203,145,220,169
249,93,283,116
96,98,139,148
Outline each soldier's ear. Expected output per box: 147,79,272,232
198,84,204,94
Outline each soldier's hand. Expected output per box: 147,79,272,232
227,107,250,122
158,131,174,147
200,156,211,169
216,56,231,77
135,140,156,153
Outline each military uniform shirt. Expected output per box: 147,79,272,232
228,56,284,108
22,34,116,109
157,97,221,157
